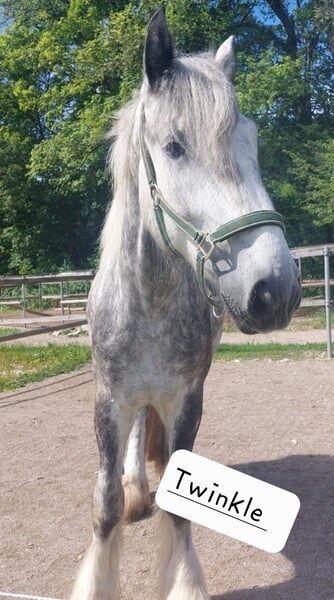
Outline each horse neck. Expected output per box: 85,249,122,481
132,188,189,308
99,101,204,313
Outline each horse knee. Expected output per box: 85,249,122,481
172,386,203,453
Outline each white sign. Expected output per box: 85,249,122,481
156,450,300,553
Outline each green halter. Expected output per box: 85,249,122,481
139,106,285,308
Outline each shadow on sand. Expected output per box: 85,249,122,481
212,454,334,600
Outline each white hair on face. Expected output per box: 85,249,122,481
99,52,238,267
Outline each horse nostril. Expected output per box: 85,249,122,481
248,279,280,317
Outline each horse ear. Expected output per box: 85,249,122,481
144,7,174,91
215,36,235,80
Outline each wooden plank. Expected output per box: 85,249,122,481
0,270,95,288
291,244,334,259
60,299,88,305
0,315,88,326
0,296,21,301
300,298,333,307
301,279,334,288
0,319,87,342
0,300,21,306
66,294,88,299
42,294,88,300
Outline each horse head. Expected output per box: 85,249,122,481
139,7,301,333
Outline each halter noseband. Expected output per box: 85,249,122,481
139,105,285,308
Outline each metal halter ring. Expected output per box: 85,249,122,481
196,234,215,260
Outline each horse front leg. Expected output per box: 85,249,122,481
158,384,209,600
123,406,151,523
70,392,132,600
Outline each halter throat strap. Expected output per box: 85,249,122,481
139,105,285,307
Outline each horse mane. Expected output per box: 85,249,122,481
99,96,140,271
99,52,237,270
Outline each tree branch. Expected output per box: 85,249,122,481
265,0,298,58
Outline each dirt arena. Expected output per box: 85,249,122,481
1,357,333,599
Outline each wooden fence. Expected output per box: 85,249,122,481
291,244,333,357
0,245,333,356
0,271,94,342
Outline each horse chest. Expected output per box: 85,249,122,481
90,267,214,406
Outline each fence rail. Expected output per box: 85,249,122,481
291,244,334,259
0,270,95,288
0,320,87,343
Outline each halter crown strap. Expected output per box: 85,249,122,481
140,106,204,256
139,105,286,307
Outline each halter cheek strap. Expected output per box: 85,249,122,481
139,105,286,308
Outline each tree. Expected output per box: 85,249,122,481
0,0,112,272
0,0,332,274
236,0,334,245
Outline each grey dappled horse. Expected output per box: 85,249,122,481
71,8,301,600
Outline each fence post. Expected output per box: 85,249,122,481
21,282,27,323
60,281,64,318
298,257,302,282
324,246,332,358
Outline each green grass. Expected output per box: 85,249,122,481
0,327,22,337
0,341,328,393
288,310,334,331
0,305,21,315
0,343,91,391
214,342,327,361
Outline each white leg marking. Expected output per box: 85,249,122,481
70,526,122,600
158,511,209,600
123,408,150,522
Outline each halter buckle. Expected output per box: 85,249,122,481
197,234,215,260
149,181,161,205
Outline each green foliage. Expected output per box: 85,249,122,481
237,52,307,123
0,326,22,336
256,124,334,246
0,0,332,275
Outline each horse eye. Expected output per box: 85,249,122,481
165,140,185,159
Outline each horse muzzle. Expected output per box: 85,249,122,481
225,275,302,334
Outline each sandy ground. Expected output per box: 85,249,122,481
0,358,333,600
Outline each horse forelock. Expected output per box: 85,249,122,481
143,53,238,173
